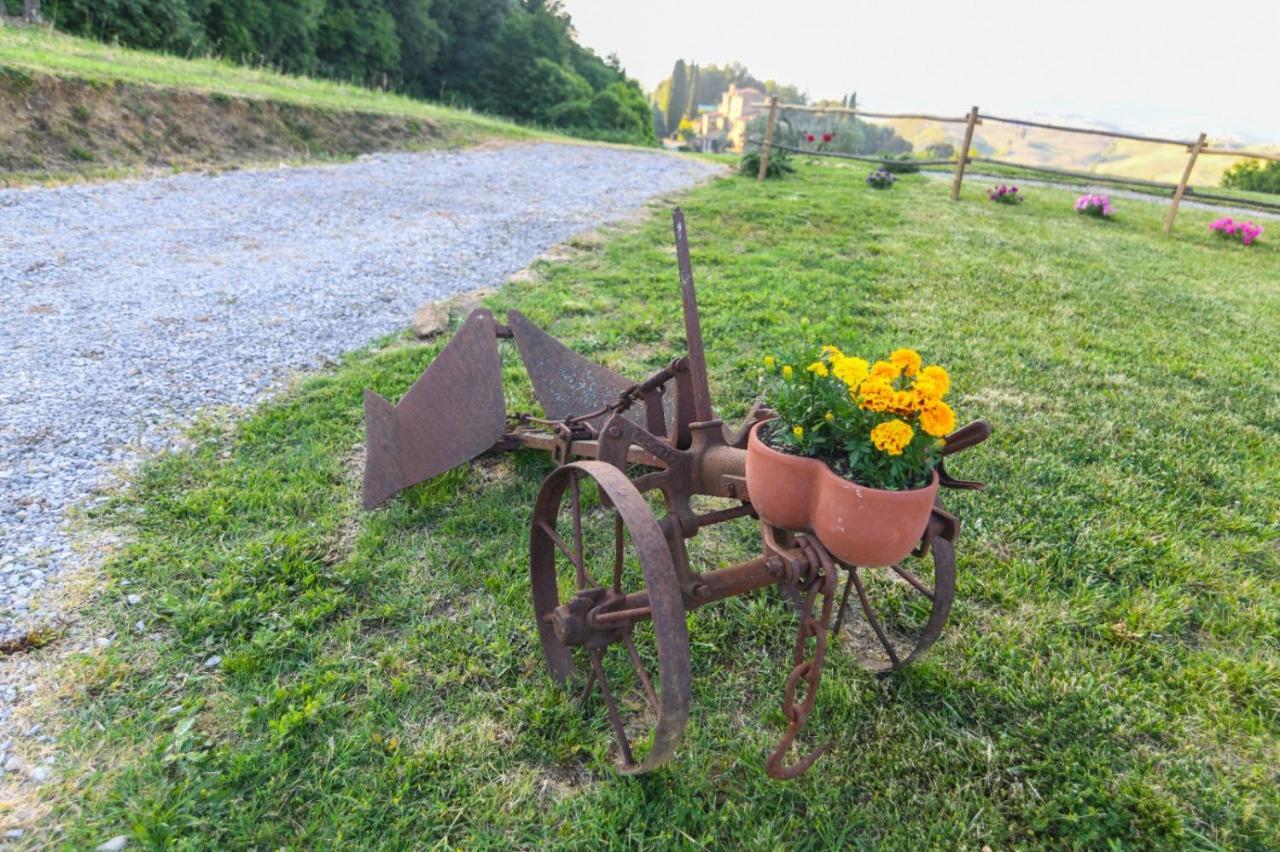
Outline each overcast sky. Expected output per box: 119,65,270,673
560,0,1279,142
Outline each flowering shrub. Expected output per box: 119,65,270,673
1075,193,1115,218
989,185,1023,204
1209,217,1263,246
866,168,897,189
761,346,958,490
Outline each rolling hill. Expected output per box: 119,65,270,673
879,116,1280,187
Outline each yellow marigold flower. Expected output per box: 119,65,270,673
832,355,869,388
870,419,914,456
824,411,835,423
890,348,922,377
792,425,805,439
763,355,776,371
782,365,794,380
869,360,900,381
821,344,845,361
920,400,956,437
915,365,950,400
807,361,829,378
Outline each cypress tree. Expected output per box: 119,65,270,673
652,102,668,139
683,63,699,121
665,59,688,135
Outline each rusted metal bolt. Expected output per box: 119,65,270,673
766,556,784,577
691,582,707,600
608,425,621,438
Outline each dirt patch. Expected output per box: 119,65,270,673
0,68,441,181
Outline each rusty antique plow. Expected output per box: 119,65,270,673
362,210,990,779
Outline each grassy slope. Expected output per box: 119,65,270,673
35,162,1278,848
0,26,536,143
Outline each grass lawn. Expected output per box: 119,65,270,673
0,26,534,141
29,159,1279,848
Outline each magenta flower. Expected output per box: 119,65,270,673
1076,193,1114,218
989,184,1023,204
1211,216,1262,246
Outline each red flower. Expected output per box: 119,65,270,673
821,132,833,143
806,133,816,143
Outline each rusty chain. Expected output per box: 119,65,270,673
765,536,838,780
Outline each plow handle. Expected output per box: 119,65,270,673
940,419,992,457
672,208,715,423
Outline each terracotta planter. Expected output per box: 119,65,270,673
745,422,938,567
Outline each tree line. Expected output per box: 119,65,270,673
12,0,655,144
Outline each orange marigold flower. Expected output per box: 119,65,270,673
915,365,950,400
870,419,914,455
858,377,895,412
920,400,956,437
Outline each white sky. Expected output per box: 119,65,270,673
560,0,1280,142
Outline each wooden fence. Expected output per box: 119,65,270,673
751,98,1280,231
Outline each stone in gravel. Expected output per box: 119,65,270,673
4,755,22,772
444,288,497,320
411,302,449,338
29,765,52,782
203,655,222,669
5,829,24,840
126,593,142,605
97,837,130,852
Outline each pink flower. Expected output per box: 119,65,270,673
1211,216,1262,246
806,133,816,143
821,132,833,143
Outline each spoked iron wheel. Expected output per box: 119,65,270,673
529,461,691,774
833,534,956,674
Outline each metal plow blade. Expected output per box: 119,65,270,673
508,309,651,428
362,309,506,509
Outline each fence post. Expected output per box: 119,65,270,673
757,96,780,181
951,106,979,201
1164,132,1207,235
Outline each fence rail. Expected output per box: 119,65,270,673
751,98,1280,231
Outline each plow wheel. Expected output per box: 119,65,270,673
530,461,691,774
833,535,957,674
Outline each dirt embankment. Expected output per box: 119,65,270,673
0,67,440,181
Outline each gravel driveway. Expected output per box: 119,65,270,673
0,143,720,695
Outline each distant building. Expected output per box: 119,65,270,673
697,85,770,153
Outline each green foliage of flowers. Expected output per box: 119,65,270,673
738,146,794,179
760,346,957,490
